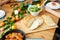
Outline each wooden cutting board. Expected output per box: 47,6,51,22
15,14,58,34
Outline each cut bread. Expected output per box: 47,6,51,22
30,18,43,30
23,15,35,27
42,15,56,26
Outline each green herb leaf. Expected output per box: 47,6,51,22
0,26,2,28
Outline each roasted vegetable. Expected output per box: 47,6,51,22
0,22,5,26
15,16,20,21
18,9,21,12
0,2,30,39
11,24,17,30
12,2,30,20
11,17,16,21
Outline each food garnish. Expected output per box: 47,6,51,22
52,2,56,6
11,17,16,21
0,2,42,39
0,2,29,38
18,9,21,12
14,10,19,15
0,22,5,27
15,16,20,21
11,24,17,30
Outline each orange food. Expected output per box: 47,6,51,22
11,17,16,21
5,33,23,40
15,16,20,21
18,9,21,12
0,22,5,26
12,25,17,30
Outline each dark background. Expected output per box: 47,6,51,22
53,19,60,40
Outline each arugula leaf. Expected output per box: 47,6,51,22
18,14,24,19
12,12,16,17
4,24,11,30
0,27,11,38
0,26,2,28
19,2,24,8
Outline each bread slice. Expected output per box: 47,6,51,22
42,15,56,26
29,18,43,30
23,15,35,27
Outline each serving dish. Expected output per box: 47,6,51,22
45,2,60,9
28,5,42,16
1,29,26,40
0,10,5,19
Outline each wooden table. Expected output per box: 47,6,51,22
0,3,60,40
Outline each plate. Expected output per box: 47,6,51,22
1,29,26,40
0,10,5,19
45,2,60,9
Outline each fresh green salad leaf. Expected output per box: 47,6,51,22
19,2,24,9
29,6,40,12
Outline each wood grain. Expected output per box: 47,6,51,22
15,14,58,34
0,2,59,40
